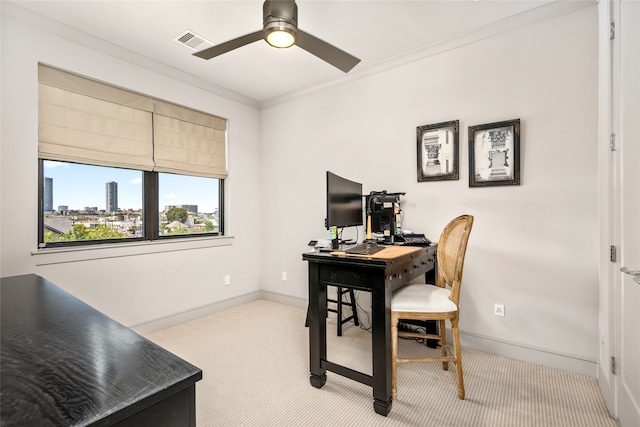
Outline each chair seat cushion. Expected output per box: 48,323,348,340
391,283,457,313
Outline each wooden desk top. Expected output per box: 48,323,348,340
329,245,423,259
303,244,436,274
1,274,202,426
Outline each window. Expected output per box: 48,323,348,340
39,161,223,247
40,161,142,245
37,64,227,248
159,173,221,236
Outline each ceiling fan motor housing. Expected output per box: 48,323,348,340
263,0,298,45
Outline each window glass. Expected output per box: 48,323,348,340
41,161,143,244
158,173,221,236
39,161,223,247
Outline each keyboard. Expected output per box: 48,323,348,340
398,233,432,246
344,243,386,256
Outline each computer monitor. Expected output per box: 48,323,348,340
325,171,363,230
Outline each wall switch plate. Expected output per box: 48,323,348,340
282,272,287,282
494,303,505,316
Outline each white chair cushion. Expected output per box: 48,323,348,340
391,283,457,313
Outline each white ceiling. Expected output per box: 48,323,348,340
8,1,589,107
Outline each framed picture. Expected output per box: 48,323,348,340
417,120,459,182
468,119,520,187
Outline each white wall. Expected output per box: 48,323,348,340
0,13,264,328
260,7,599,375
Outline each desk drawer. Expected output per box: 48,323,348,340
319,265,381,291
386,251,433,288
317,250,434,291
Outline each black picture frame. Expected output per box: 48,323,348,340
468,119,520,187
417,120,459,182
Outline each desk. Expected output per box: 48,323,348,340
303,245,436,416
1,274,202,426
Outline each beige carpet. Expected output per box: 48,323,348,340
146,300,620,427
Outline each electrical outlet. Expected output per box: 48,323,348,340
282,271,287,282
224,275,231,286
494,303,505,317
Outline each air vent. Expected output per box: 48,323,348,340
174,30,214,51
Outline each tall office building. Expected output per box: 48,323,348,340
106,181,118,213
180,205,198,214
44,177,53,212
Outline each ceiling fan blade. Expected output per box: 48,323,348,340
193,30,263,60
296,29,360,73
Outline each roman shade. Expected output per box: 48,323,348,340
153,100,227,178
38,64,227,178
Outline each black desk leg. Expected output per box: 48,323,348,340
371,276,393,416
308,263,327,388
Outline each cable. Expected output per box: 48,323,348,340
352,290,372,333
352,291,439,349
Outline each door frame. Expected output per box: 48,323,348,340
597,0,617,413
599,1,640,425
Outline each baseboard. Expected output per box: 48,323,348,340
130,291,307,336
390,321,598,378
460,331,598,378
258,291,308,310
130,291,263,335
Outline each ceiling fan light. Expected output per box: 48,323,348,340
267,30,295,48
264,22,297,48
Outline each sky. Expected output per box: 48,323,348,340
43,161,219,213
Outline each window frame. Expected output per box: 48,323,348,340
38,159,225,249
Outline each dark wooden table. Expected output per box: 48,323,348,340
1,274,202,426
303,245,436,416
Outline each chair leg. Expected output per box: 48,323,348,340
327,286,359,336
439,319,448,371
451,317,465,400
391,313,399,400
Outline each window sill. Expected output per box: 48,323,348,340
32,235,234,266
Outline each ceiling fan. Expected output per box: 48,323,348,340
193,0,361,73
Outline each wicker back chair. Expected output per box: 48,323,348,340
391,214,474,400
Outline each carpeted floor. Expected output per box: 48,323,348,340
146,299,620,427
